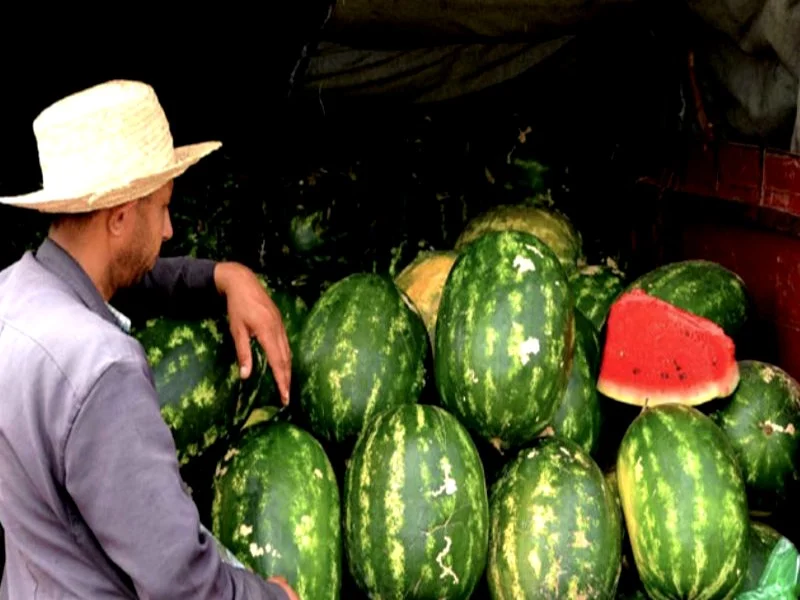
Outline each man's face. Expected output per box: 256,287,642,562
113,180,174,287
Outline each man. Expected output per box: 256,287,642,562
0,80,300,599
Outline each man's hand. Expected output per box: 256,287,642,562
214,262,292,405
268,576,300,600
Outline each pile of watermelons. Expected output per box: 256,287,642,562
129,154,800,599
3,102,797,597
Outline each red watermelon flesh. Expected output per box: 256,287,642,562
598,289,739,406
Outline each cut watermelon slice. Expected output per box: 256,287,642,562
597,289,740,406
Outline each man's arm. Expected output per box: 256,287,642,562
63,354,291,600
111,257,225,323
115,258,293,403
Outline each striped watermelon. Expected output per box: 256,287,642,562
742,521,783,592
296,273,429,446
394,250,457,344
344,404,489,599
627,260,749,339
134,317,266,466
617,403,750,599
435,230,574,450
454,204,583,274
568,261,626,329
549,310,603,455
711,360,800,515
487,437,623,599
211,422,341,599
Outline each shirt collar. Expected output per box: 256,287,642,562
34,237,132,334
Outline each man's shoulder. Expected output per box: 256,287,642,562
0,254,149,394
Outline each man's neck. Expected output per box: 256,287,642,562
47,231,116,301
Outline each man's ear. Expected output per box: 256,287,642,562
106,201,137,238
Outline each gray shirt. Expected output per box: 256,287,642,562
0,238,288,599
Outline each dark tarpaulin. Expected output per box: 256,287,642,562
301,0,800,151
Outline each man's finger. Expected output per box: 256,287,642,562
275,324,292,403
231,323,253,380
256,328,291,405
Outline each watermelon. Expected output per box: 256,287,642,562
549,310,603,455
435,230,574,450
627,260,749,339
598,289,739,407
296,273,429,446
133,317,266,466
344,404,489,599
394,250,457,344
454,204,583,274
711,360,800,515
617,403,750,599
742,521,784,592
289,209,329,255
568,261,626,329
211,422,341,599
487,436,623,599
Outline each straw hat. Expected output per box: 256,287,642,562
0,79,222,213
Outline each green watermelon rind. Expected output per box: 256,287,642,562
549,310,603,456
296,272,429,447
134,317,265,466
568,262,626,330
211,421,341,600
435,229,575,450
487,436,623,599
711,360,800,516
617,403,750,600
344,403,489,599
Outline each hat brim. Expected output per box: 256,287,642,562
0,141,222,214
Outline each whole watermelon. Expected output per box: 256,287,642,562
344,404,489,599
211,422,341,599
627,260,749,339
549,310,603,455
297,273,429,446
134,317,266,466
435,230,574,450
487,436,622,599
711,360,800,515
617,404,750,599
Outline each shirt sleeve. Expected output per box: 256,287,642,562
110,257,226,323
62,356,288,600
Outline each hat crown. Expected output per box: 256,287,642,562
32,80,176,195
